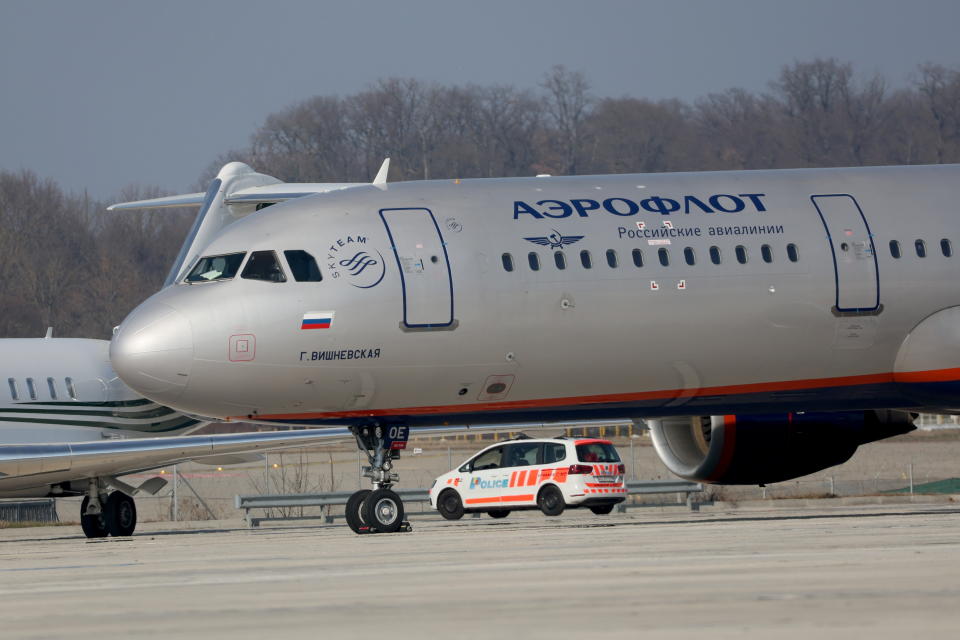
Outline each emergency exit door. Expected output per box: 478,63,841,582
380,207,455,329
810,194,880,313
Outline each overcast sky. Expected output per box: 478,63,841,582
1,0,958,199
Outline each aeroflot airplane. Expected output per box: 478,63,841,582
101,161,959,535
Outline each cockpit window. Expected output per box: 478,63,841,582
185,252,246,283
241,250,287,282
284,250,323,282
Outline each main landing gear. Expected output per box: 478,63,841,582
345,425,413,535
80,478,137,538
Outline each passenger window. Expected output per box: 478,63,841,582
7,378,17,401
502,253,514,272
504,442,541,467
580,250,592,269
761,244,773,263
941,239,953,257
65,377,77,400
528,252,540,271
632,248,643,268
889,240,901,259
46,377,57,400
606,249,618,268
242,250,287,282
735,245,748,264
915,239,926,258
683,247,695,266
283,250,322,281
786,243,799,262
185,252,246,282
26,377,37,401
658,248,669,267
554,251,566,270
709,246,721,265
543,442,567,464
471,446,503,471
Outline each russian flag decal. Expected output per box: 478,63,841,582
301,311,334,330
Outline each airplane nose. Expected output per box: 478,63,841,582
110,302,193,403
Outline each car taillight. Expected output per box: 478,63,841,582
568,464,593,475
617,464,626,474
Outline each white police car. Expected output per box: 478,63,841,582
429,436,626,519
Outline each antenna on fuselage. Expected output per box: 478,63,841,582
373,158,390,190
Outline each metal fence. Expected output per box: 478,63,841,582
235,480,704,527
0,499,59,524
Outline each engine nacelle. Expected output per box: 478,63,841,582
648,410,915,485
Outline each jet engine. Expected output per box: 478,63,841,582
648,410,915,484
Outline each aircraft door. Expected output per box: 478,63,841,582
379,208,455,329
810,194,880,313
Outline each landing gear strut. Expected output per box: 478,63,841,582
80,478,137,539
345,425,411,535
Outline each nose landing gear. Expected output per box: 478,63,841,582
80,478,138,538
346,425,412,535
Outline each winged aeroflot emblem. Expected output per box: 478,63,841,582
524,229,585,250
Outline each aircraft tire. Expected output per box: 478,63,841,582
362,489,404,534
589,504,615,515
103,491,137,537
537,485,565,517
487,509,510,519
80,496,108,539
437,489,464,520
345,489,372,534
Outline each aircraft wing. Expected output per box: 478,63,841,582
0,427,354,492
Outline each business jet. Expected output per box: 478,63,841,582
0,162,393,537
103,161,957,535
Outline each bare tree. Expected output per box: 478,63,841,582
541,65,592,175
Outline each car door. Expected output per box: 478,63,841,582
502,441,543,506
464,445,507,507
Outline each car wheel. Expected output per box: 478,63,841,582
487,509,510,519
437,489,464,520
537,485,565,516
589,504,615,515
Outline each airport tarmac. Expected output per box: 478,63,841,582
1,503,958,639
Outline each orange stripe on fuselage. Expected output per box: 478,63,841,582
241,368,953,422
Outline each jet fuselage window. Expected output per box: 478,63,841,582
786,243,799,262
683,247,695,266
658,248,669,267
46,377,57,400
709,246,721,265
554,251,566,270
915,239,927,258
890,240,902,259
606,249,618,268
735,245,748,264
502,253,514,272
941,239,952,257
242,250,287,282
528,252,540,271
185,252,246,283
632,249,643,267
760,244,772,263
26,377,36,401
580,250,592,269
284,250,323,281
65,377,77,400
7,378,17,401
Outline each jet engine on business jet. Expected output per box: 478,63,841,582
648,410,916,485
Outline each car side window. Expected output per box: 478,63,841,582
470,446,503,471
543,443,567,464
504,442,541,467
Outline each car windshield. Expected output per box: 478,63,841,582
185,252,246,282
576,442,620,463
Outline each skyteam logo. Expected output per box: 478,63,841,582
327,235,386,289
524,229,585,250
